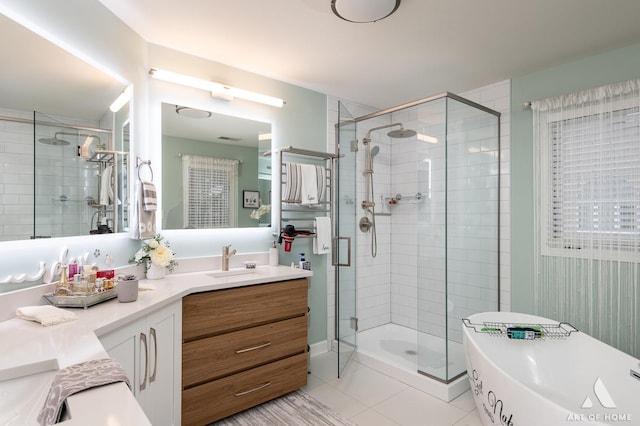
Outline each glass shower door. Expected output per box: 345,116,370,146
335,101,357,377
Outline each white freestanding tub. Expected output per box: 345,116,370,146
462,312,640,426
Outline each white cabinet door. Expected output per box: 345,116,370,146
99,300,182,426
99,318,144,404
145,302,182,426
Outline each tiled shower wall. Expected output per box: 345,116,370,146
0,108,104,241
326,80,511,346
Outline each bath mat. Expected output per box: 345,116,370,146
213,390,356,426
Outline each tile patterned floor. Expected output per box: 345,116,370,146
305,352,483,426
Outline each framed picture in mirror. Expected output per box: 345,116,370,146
243,190,260,208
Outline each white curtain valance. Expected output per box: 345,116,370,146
531,78,640,111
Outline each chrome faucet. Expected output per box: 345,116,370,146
221,244,236,271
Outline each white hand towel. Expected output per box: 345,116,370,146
16,305,77,326
316,165,326,203
313,216,332,255
99,165,113,206
300,164,318,205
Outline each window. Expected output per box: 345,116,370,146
181,155,238,228
536,95,640,256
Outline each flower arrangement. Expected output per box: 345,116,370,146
129,234,178,272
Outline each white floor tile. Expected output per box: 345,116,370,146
449,389,477,412
351,408,401,426
373,387,469,426
305,382,368,419
452,409,483,426
328,366,408,406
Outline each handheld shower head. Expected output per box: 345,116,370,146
370,145,380,157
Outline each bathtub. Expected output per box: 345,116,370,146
462,312,640,426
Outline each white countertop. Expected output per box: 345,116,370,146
0,265,312,425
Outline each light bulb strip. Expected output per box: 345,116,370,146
149,68,284,108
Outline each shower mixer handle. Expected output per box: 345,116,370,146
361,200,375,209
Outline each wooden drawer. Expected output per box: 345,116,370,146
182,278,308,342
182,315,307,388
182,352,307,426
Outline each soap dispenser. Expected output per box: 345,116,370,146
269,241,279,266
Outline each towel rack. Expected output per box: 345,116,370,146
264,146,338,240
136,157,154,182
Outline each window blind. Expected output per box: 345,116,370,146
181,155,238,228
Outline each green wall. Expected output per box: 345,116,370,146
510,42,640,313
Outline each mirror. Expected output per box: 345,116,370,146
0,13,129,242
161,103,272,229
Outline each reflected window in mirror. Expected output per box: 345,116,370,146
161,103,272,229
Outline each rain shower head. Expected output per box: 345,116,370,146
38,136,70,146
387,128,417,138
364,122,416,140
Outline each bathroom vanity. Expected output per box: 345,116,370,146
0,265,312,425
182,279,308,425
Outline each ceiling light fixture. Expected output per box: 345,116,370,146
331,0,401,23
175,105,212,119
149,68,285,108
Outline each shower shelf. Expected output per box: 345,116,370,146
385,193,425,205
462,318,579,340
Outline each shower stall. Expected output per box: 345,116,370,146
334,93,500,401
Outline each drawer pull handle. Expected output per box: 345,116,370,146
235,342,272,354
234,381,271,397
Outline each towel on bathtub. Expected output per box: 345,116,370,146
37,358,130,426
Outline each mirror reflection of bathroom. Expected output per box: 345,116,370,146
34,111,128,238
161,102,272,229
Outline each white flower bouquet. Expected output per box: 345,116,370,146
129,234,178,272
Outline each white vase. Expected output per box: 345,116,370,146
146,263,166,280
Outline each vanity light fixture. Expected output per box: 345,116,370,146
149,68,285,108
109,85,132,112
331,0,401,23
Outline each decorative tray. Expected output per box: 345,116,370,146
43,288,117,309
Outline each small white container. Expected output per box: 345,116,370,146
269,242,279,267
117,279,139,303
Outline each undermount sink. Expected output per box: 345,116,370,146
207,269,261,278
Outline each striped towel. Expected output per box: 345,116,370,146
141,181,157,211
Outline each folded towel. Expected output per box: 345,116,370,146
300,164,318,205
16,305,77,327
141,180,157,211
38,358,130,425
313,216,332,255
131,181,156,239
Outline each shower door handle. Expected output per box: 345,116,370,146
332,236,351,267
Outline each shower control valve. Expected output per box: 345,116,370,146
361,200,375,209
